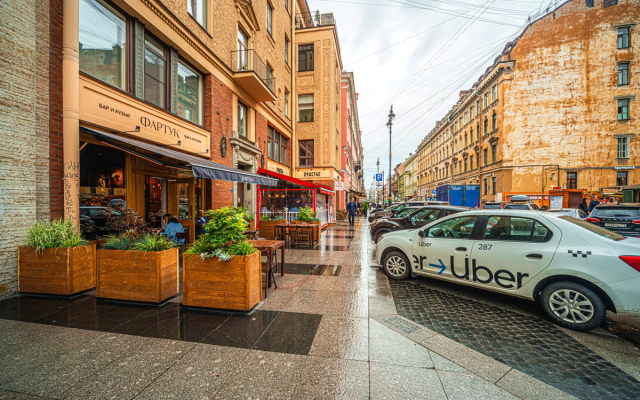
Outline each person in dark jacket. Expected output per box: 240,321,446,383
346,198,358,227
588,196,600,213
578,198,589,214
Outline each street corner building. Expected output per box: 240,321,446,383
0,0,363,298
415,0,639,208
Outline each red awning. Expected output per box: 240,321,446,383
319,189,334,196
257,168,316,188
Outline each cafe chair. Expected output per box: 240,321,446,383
295,226,313,248
175,232,188,252
261,248,278,297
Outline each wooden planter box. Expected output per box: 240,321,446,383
97,248,179,303
182,251,262,311
18,243,96,295
293,220,322,241
258,219,284,239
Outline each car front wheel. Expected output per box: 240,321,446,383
383,251,411,280
540,281,606,331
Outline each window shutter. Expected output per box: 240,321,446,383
169,47,179,114
134,19,145,99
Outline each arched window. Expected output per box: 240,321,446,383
483,118,488,136
492,111,497,131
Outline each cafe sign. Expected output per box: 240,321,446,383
79,77,210,154
294,168,341,181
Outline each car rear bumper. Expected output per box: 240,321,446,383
601,276,640,317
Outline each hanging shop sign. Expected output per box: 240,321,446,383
79,76,210,155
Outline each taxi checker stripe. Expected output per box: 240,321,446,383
568,250,592,258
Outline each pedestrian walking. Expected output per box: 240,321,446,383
346,197,358,228
589,196,600,213
578,198,589,214
363,201,369,217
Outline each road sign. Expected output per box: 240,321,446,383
375,174,383,182
431,189,436,195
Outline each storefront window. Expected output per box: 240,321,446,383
177,60,202,124
316,192,327,226
79,142,127,207
259,177,314,222
79,0,127,89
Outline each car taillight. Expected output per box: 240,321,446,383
585,217,600,223
632,220,640,225
619,256,640,273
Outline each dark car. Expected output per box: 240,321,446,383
368,201,449,223
370,205,472,243
482,202,506,209
586,204,640,237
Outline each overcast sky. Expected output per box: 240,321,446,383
305,0,558,191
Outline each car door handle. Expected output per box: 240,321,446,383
526,253,543,259
455,247,467,252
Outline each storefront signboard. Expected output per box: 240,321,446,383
294,168,340,180
266,160,290,175
335,181,344,190
79,77,210,155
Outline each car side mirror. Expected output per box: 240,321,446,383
418,229,426,238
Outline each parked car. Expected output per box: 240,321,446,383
504,195,541,210
586,204,640,237
482,202,506,209
376,209,640,331
547,208,587,220
371,205,472,243
368,201,449,222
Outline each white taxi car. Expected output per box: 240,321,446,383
376,210,640,331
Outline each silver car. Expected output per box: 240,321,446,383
547,208,588,220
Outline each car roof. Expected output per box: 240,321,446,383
547,208,577,211
595,203,640,207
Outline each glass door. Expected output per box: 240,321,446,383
169,178,195,243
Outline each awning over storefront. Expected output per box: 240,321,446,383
257,168,316,188
82,126,277,186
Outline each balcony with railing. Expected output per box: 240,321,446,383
230,49,276,102
295,11,335,29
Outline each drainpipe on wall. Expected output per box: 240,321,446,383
63,0,80,227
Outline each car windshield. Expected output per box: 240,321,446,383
395,208,418,218
505,204,530,210
591,207,640,218
559,216,626,241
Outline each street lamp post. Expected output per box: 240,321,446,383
386,105,396,204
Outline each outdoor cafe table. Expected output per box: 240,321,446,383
249,239,285,288
275,223,317,247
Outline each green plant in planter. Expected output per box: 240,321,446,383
260,214,272,221
132,234,177,252
25,219,87,253
102,233,137,250
296,206,315,222
237,206,255,222
186,207,257,261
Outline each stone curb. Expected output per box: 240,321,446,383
372,314,579,400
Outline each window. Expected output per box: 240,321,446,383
177,60,202,124
426,216,477,239
470,155,474,169
618,63,629,86
470,106,474,118
476,100,480,116
285,0,288,10
618,27,630,49
484,92,489,108
412,208,439,222
483,148,488,166
492,177,496,194
285,36,290,64
476,123,480,140
268,127,289,165
492,85,497,102
491,144,497,163
464,133,468,147
465,113,468,124
454,122,458,132
484,118,488,135
298,94,314,121
266,1,273,36
298,44,314,71
464,158,468,172
299,140,314,166
617,137,629,158
266,64,274,92
618,99,629,121
144,34,167,109
483,178,488,194
237,102,247,137
492,112,497,130
585,0,594,6
617,171,629,186
567,171,577,189
604,0,619,8
188,0,207,28
284,89,289,118
79,0,127,89
237,28,249,70
482,216,551,242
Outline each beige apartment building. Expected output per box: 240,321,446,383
417,0,638,207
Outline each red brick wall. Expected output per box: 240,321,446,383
255,111,268,164
205,74,233,209
49,0,63,219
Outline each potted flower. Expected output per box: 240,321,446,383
18,219,95,295
258,212,284,239
238,206,256,232
183,207,261,311
294,206,322,241
97,233,179,303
